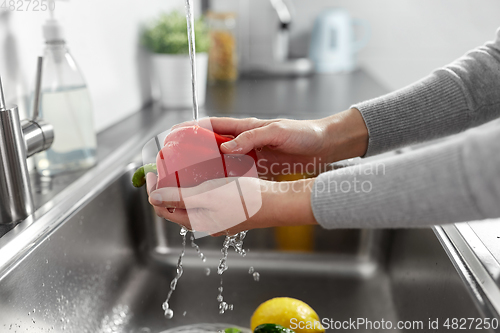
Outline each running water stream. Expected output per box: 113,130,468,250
161,227,188,319
185,0,199,123
160,0,258,319
160,0,200,318
217,231,251,314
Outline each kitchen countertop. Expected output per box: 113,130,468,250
204,70,387,118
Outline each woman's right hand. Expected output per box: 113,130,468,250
173,108,369,179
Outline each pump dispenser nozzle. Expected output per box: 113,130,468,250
43,0,64,42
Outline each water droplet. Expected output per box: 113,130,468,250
180,227,188,236
248,267,254,274
228,304,234,311
217,295,223,302
183,311,187,316
190,233,207,263
219,302,228,314
218,286,223,292
253,272,260,281
205,268,210,276
164,308,173,319
45,259,49,264
170,279,177,290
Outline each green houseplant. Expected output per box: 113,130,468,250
142,11,210,108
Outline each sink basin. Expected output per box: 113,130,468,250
0,158,488,332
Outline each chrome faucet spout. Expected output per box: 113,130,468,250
0,57,54,228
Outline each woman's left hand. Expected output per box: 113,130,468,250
147,175,318,236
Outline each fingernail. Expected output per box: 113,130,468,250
222,140,237,151
150,193,162,205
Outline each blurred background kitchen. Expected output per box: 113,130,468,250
1,0,499,132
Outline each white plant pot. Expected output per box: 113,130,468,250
152,53,208,109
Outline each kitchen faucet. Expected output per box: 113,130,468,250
242,0,312,76
0,57,54,231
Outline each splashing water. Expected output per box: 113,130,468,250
217,231,248,313
159,227,253,316
249,266,260,281
162,227,188,318
190,233,206,262
184,0,199,122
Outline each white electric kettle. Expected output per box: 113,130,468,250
309,8,370,73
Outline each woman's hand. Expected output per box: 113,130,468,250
147,175,317,236
173,108,369,179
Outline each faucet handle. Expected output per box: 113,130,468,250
21,119,54,158
32,56,43,120
0,75,7,111
22,56,54,157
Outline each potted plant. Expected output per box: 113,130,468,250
142,11,210,108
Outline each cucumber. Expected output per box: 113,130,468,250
254,324,295,333
224,328,243,333
131,163,157,188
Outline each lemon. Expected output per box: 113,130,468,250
250,297,324,333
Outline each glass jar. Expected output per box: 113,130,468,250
207,12,238,83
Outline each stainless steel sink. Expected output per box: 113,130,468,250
0,125,490,333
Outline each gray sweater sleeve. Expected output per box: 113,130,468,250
311,29,500,228
312,125,500,228
356,28,500,157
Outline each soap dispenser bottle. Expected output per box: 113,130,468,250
34,4,97,176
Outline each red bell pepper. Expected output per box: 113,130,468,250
132,125,258,189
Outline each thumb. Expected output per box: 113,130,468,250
220,125,279,154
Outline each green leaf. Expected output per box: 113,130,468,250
141,11,210,54
224,328,243,333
